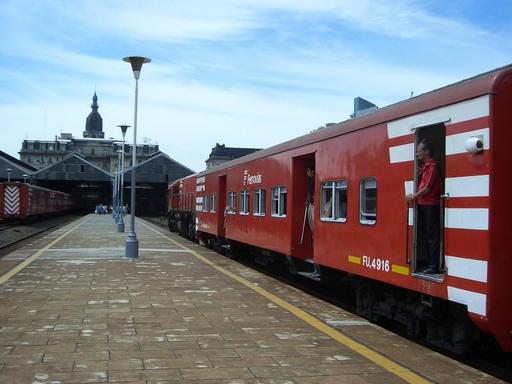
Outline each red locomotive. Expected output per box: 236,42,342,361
168,65,512,353
0,182,75,221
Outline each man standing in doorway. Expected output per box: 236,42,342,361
406,139,441,274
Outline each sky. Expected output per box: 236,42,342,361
1,0,511,172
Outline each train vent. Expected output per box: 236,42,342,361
351,97,378,118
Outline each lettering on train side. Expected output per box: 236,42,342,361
243,169,262,185
362,255,390,272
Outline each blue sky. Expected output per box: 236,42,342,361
1,0,511,172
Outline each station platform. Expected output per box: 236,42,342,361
0,214,504,383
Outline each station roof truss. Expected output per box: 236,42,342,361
123,151,194,184
33,152,112,182
0,150,36,180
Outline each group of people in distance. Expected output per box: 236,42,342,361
95,203,130,216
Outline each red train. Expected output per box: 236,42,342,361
0,182,75,221
168,65,512,353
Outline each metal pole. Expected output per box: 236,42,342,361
126,77,139,258
117,142,126,232
120,141,125,213
118,151,122,212
112,171,116,216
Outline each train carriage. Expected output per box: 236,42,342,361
168,176,198,238
168,65,512,352
0,182,75,220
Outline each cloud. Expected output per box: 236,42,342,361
1,0,511,172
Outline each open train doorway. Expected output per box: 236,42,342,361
412,124,446,276
217,174,227,239
291,153,316,266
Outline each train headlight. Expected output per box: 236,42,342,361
465,136,484,154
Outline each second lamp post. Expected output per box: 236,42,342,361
117,125,130,233
123,56,151,259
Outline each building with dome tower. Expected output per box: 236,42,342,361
83,92,104,139
19,92,160,173
11,92,194,213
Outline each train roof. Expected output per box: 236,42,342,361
193,63,512,178
0,181,72,196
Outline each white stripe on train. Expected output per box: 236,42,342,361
447,286,486,316
404,175,489,198
389,128,490,163
445,256,487,283
387,95,489,139
406,207,488,230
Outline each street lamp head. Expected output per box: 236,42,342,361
117,124,130,138
123,56,151,80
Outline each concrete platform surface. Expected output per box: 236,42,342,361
0,214,504,384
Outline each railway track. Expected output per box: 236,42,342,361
143,216,512,382
0,214,82,253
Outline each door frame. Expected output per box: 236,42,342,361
412,124,446,273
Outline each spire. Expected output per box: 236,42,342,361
91,92,99,111
83,92,104,138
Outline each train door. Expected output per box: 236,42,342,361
412,124,446,276
291,154,316,260
217,174,227,238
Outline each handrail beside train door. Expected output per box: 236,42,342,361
405,201,411,265
439,193,450,272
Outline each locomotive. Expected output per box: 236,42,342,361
0,182,75,221
168,64,512,353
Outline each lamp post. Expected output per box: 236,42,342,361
116,149,124,232
112,169,117,217
123,55,151,259
6,168,12,183
117,125,130,233
112,142,122,220
22,174,28,183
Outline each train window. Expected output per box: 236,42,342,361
239,190,250,215
210,193,217,213
320,181,347,222
253,188,266,216
360,178,377,225
227,192,237,214
203,194,209,212
271,186,287,217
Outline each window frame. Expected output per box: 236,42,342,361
320,180,348,223
253,188,266,216
271,186,287,218
202,193,209,213
210,193,217,213
227,191,237,214
359,177,377,225
239,190,250,215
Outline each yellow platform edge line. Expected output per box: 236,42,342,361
139,220,430,384
0,216,90,286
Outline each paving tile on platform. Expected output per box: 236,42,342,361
180,367,255,380
32,370,108,383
